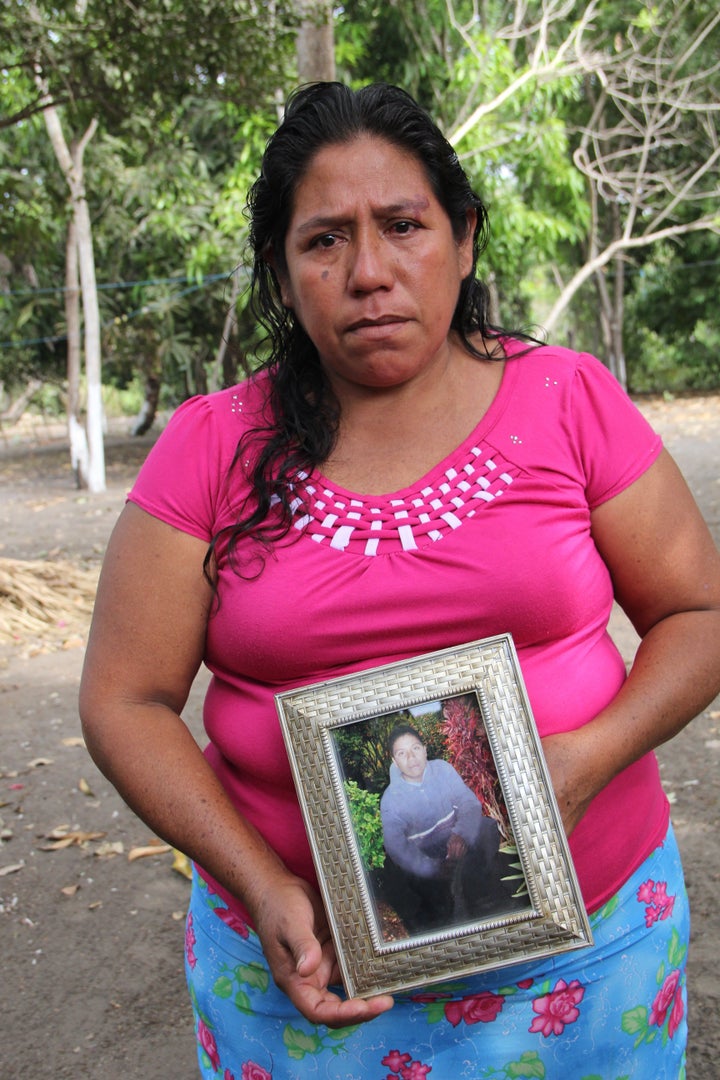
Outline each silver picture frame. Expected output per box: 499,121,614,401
275,634,593,999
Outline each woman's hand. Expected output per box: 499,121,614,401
252,875,394,1028
539,729,600,837
542,449,720,839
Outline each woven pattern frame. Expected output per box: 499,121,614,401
275,635,593,998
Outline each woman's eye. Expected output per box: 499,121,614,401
392,220,417,235
313,233,338,249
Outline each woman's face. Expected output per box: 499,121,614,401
278,135,475,397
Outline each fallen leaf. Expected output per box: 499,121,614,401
60,884,80,897
28,757,54,768
171,849,193,880
88,901,103,910
128,843,171,862
62,737,86,748
41,829,106,850
78,778,94,796
95,841,124,858
0,861,25,876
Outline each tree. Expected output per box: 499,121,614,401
296,0,336,83
340,0,720,382
5,0,296,486
544,0,720,383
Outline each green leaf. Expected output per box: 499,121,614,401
506,1050,545,1077
327,1024,361,1040
668,928,687,967
283,1024,322,1060
212,975,234,999
236,960,269,992
621,1005,648,1036
233,989,251,1013
424,1001,449,1023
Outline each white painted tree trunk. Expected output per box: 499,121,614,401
40,101,106,491
65,215,89,485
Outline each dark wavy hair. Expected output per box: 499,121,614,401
209,81,512,574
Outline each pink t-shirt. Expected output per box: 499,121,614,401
129,341,668,917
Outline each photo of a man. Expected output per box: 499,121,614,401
380,724,516,934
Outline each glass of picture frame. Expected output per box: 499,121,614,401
275,634,593,999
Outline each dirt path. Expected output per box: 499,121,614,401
1,398,718,1079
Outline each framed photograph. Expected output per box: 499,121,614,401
275,634,593,999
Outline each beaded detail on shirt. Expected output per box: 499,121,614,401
287,445,519,557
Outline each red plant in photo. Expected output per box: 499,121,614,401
440,694,509,835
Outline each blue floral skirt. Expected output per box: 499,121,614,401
185,824,688,1079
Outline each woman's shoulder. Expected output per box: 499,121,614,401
503,337,604,377
178,368,272,425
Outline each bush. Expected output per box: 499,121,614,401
344,780,385,871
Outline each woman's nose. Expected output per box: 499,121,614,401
348,232,394,292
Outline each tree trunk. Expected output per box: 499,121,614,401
71,138,105,492
296,0,335,83
40,99,106,492
65,214,90,487
130,376,160,436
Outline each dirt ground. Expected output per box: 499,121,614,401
1,397,719,1080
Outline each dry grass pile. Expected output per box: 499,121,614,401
0,556,99,645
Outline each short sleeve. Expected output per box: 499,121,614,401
571,354,663,509
128,395,231,541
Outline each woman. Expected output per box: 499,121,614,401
80,82,720,1078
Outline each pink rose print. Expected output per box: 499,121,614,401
224,1070,236,1080
382,1050,432,1079
668,982,685,1039
214,906,251,938
650,969,682,1029
400,1063,432,1079
529,978,585,1037
444,991,505,1028
185,912,197,970
517,978,534,990
382,1051,412,1073
410,992,452,1004
636,879,675,927
241,1063,272,1080
197,1018,220,1071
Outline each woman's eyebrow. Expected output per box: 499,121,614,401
295,198,430,235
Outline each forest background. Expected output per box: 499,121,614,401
2,0,720,492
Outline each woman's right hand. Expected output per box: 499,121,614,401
252,874,394,1028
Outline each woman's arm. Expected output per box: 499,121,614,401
541,448,720,836
79,503,392,1025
